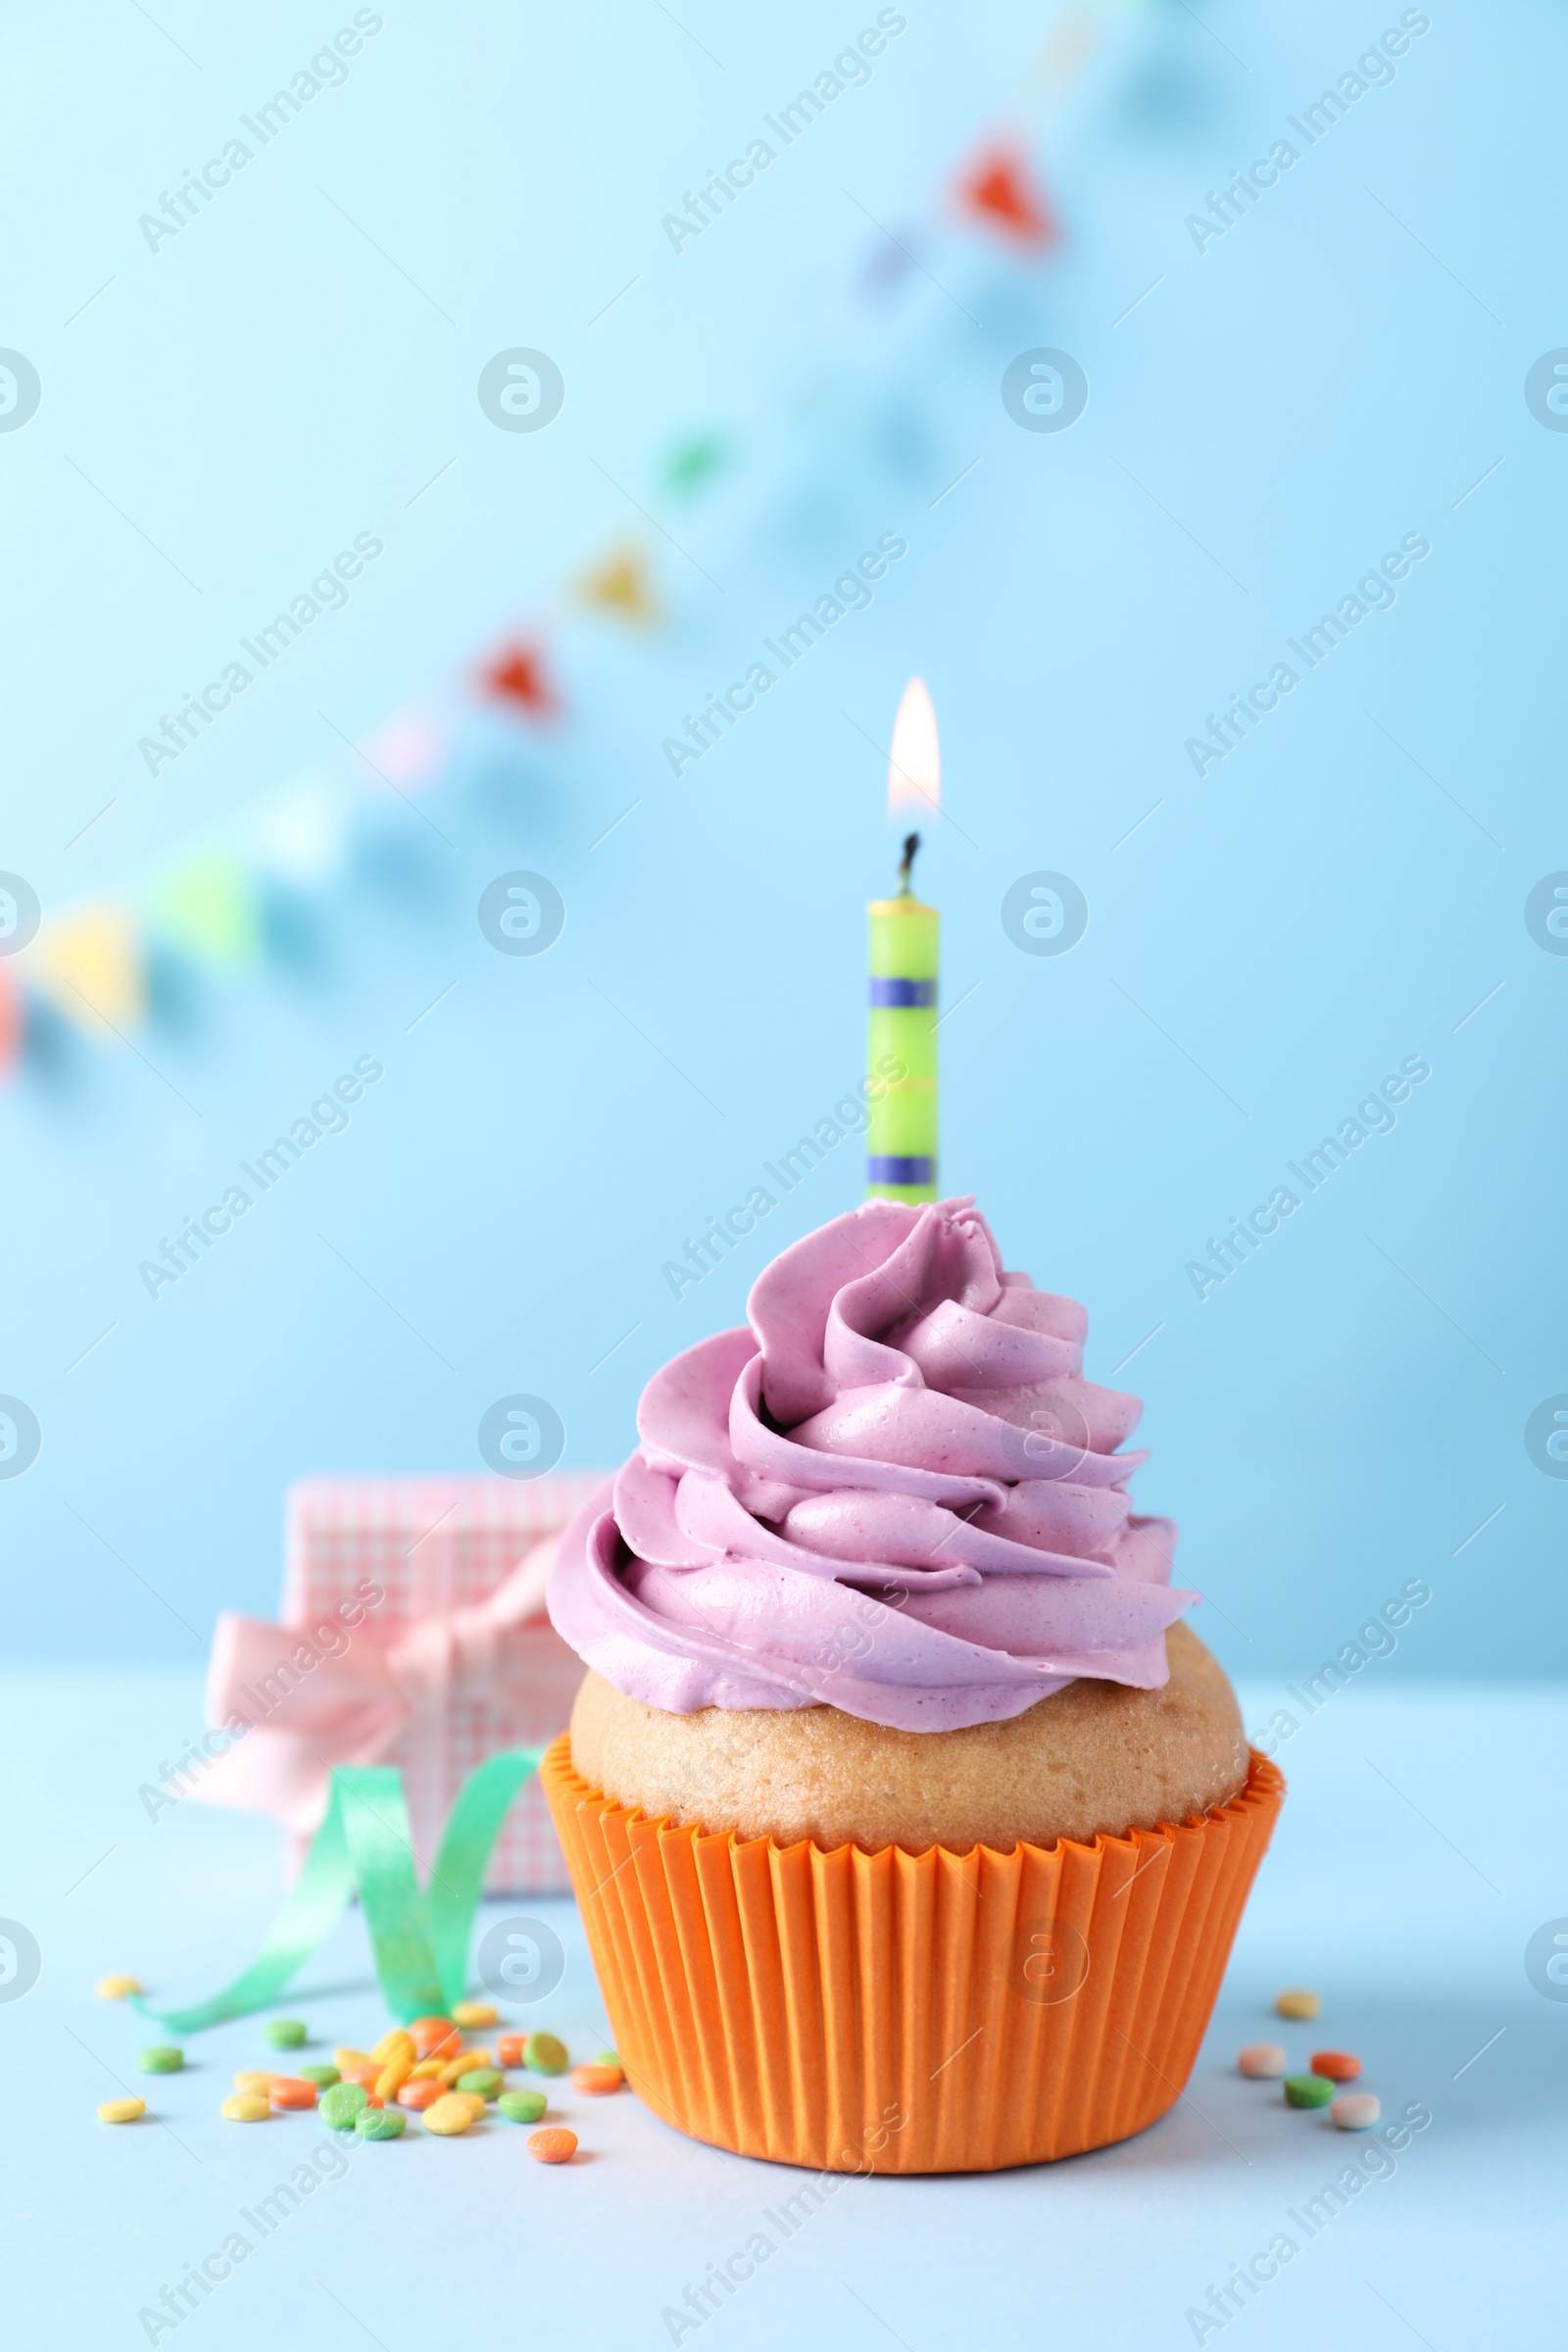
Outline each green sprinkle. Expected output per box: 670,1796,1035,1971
355,2105,406,2139
298,2064,340,2089
497,2088,548,2126
319,2082,370,2129
456,2068,504,2100
137,2046,183,2074
1284,2074,1336,2108
262,2019,307,2049
523,2032,568,2076
593,2050,619,2068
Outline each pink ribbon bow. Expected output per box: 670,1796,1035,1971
188,1536,563,1834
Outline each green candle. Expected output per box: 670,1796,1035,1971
867,679,940,1203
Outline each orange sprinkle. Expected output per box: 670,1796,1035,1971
397,2079,446,2111
269,2078,318,2111
1309,2049,1362,2082
527,2127,577,2164
495,2034,525,2068
570,2064,623,2096
340,2064,382,2091
410,2016,458,2059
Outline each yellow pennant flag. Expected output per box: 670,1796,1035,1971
31,904,145,1033
576,545,660,625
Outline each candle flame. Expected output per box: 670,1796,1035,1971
887,676,940,818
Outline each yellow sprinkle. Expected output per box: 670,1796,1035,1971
95,1975,141,2001
98,2097,146,2124
232,2071,274,2094
439,2048,490,2084
449,2091,487,2120
374,2052,414,2100
370,2029,415,2065
1274,1989,1322,2022
422,2092,478,2136
408,2057,447,2082
221,2093,271,2122
451,1999,499,2030
334,2047,374,2071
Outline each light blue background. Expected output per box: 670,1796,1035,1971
3,0,1564,1693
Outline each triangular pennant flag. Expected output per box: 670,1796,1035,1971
660,431,731,500
576,545,660,625
955,146,1057,248
358,710,450,787
481,640,559,717
31,905,144,1034
148,853,259,968
244,773,352,888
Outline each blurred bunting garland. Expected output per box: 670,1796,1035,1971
2,1,1138,1098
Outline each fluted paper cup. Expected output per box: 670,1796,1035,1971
543,1736,1283,2174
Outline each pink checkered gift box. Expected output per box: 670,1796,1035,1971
282,1473,606,1894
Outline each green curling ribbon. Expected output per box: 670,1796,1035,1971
129,1748,543,2034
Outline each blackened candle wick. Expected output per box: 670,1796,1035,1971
897,832,920,894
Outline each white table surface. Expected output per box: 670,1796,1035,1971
4,1667,1561,2351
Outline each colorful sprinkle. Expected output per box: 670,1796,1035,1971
497,2087,548,2126
593,2050,620,2068
422,2093,478,2136
95,1975,140,2000
370,2029,415,2065
1237,2044,1288,2080
1274,1989,1321,2021
374,2051,415,2101
333,2047,374,2072
221,2093,270,2123
1284,2074,1336,2108
356,2104,407,2139
524,2032,568,2076
452,1999,499,2030
1331,2092,1381,2131
397,2079,446,2111
262,2019,307,2049
137,2046,183,2074
319,2082,370,2130
1309,2049,1361,2082
438,2048,490,2084
526,2127,577,2164
571,2064,623,2096
298,2064,340,2089
98,2097,146,2124
269,2077,318,2111
456,2068,504,2100
495,2034,525,2068
233,2071,273,2094
409,2016,458,2059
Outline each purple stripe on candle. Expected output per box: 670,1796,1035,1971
866,1154,935,1185
868,977,936,1007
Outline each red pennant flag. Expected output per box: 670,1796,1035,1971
481,641,560,718
956,147,1056,249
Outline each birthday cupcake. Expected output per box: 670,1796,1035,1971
545,1197,1282,2172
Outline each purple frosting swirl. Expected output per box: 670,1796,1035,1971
549,1197,1196,1732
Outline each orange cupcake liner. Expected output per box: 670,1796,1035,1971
543,1736,1284,2174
